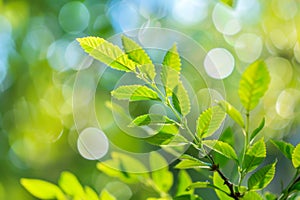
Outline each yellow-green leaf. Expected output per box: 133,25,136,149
218,100,244,128
242,191,263,200
129,114,176,127
100,189,116,200
84,186,100,200
161,65,180,97
271,140,294,160
162,44,181,72
176,170,193,195
238,60,270,112
172,82,191,116
77,37,135,71
111,85,159,101
213,172,232,200
220,0,234,7
175,154,211,169
202,140,238,160
58,171,84,197
197,106,226,139
292,143,300,168
248,161,276,190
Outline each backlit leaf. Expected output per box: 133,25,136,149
77,37,135,71
84,186,100,200
175,154,211,169
271,140,294,160
250,118,265,142
111,85,159,101
248,161,276,190
173,194,202,200
220,0,234,7
100,189,116,200
213,172,232,200
162,44,181,72
196,106,226,139
172,82,191,116
218,100,244,127
129,114,176,127
176,170,193,195
292,143,300,168
202,140,237,160
242,191,263,200
58,171,84,197
238,60,270,112
161,65,180,96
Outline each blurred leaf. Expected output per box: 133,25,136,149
144,132,175,146
150,152,173,192
196,106,225,139
187,181,217,190
104,181,132,200
242,191,263,200
129,114,177,127
219,127,235,147
242,138,266,173
175,154,211,169
58,171,84,198
264,192,277,200
77,37,135,71
202,140,237,160
176,170,193,195
271,140,294,160
213,172,232,200
111,85,159,101
121,35,156,81
250,118,265,142
291,182,300,192
173,194,202,200
162,44,181,72
238,60,270,112
218,100,244,128
248,161,276,190
161,65,180,97
172,82,191,116
84,186,99,200
20,178,65,200
292,143,300,168
100,189,116,200
220,0,234,7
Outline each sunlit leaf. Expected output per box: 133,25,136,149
84,186,100,200
202,140,237,160
292,143,300,168
20,179,65,200
100,189,116,200
187,181,218,190
196,106,226,139
175,154,211,169
264,192,277,200
220,0,234,7
242,191,263,200
144,132,175,146
242,138,266,173
58,171,84,197
172,82,191,116
111,85,159,101
271,140,294,160
161,65,180,96
248,161,276,190
77,37,135,71
218,100,244,128
121,35,156,81
213,172,232,200
238,60,270,112
250,118,265,142
129,114,176,127
176,170,193,195
150,152,173,192
173,194,202,200
162,44,181,72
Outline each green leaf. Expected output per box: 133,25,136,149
121,35,156,81
196,106,226,139
161,65,180,97
174,154,211,169
250,118,265,142
100,189,116,200
58,171,84,197
77,37,135,72
292,143,300,168
144,132,175,146
242,138,266,173
242,191,263,200
176,170,193,195
271,140,294,160
172,82,191,116
149,152,173,192
213,172,232,200
220,0,234,7
111,85,159,101
162,44,181,72
202,140,238,160
173,194,202,200
238,60,270,112
84,186,100,200
20,178,65,200
187,181,218,190
218,100,244,128
264,192,277,200
248,161,277,190
129,114,177,127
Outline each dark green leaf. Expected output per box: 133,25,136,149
196,106,226,139
129,114,176,127
218,100,244,127
77,37,135,72
111,85,159,101
248,161,276,190
264,192,277,200
292,143,300,168
250,118,265,142
238,60,270,112
242,138,266,173
271,140,294,160
202,140,238,160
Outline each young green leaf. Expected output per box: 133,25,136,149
20,179,65,200
271,140,294,160
248,161,277,190
242,138,266,173
129,114,177,127
196,106,226,139
77,37,136,71
121,35,156,81
144,132,176,146
150,152,173,192
84,186,100,200
242,191,263,200
292,143,300,168
250,118,265,142
238,60,270,112
264,192,277,200
202,140,238,160
172,82,191,116
162,44,181,72
161,65,180,97
175,154,211,169
213,172,232,200
218,100,244,128
220,0,234,7
176,170,193,196
111,85,159,101
173,194,202,200
187,181,218,190
100,189,116,200
58,171,84,197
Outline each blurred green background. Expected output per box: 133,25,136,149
0,0,300,199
